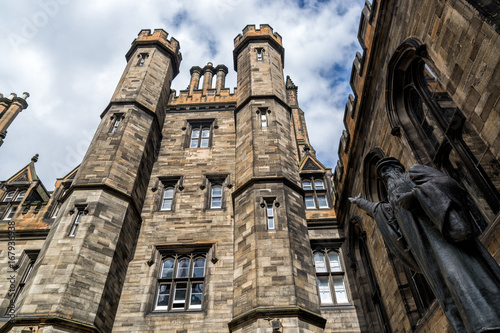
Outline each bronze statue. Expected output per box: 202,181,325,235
349,157,500,333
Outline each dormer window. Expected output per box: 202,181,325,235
14,190,26,202
3,191,15,202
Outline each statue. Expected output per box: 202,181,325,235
349,157,500,333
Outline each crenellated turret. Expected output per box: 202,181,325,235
12,29,181,333
230,24,325,333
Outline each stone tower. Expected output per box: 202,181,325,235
10,29,181,332
230,24,324,332
0,92,29,146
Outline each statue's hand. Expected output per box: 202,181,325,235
349,193,363,206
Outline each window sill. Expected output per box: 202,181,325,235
320,304,355,310
148,309,205,316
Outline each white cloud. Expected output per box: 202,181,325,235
0,0,364,189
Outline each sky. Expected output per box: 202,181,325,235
0,0,364,191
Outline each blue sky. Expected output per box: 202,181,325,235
0,0,364,190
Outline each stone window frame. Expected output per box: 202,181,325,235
109,113,125,134
152,245,212,313
201,175,230,210
255,47,264,61
260,197,279,231
301,175,330,210
137,52,149,66
157,176,183,212
4,249,39,316
311,243,349,306
68,204,88,238
256,107,271,128
184,119,216,149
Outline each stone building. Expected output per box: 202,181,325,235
0,25,359,332
1,0,499,331
334,0,500,332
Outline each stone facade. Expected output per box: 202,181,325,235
0,25,357,333
335,0,500,332
1,2,498,331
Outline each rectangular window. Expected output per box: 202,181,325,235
137,53,149,66
109,113,124,134
158,177,181,212
14,190,26,202
52,202,61,218
210,185,223,209
155,251,207,312
263,199,276,230
5,250,39,315
4,206,17,220
188,120,214,149
302,177,329,209
3,191,15,202
256,48,264,61
261,113,267,127
161,188,174,211
313,249,349,305
69,210,84,237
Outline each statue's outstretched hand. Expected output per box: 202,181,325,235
349,193,362,205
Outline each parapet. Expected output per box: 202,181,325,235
125,29,182,75
233,24,284,71
234,24,283,48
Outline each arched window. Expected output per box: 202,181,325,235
348,217,391,332
155,254,206,312
387,38,499,228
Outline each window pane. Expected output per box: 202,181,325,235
201,129,210,138
163,188,174,199
305,196,316,209
314,180,325,190
314,253,327,273
191,129,200,138
268,217,275,230
333,277,348,303
328,252,342,272
302,181,312,190
14,191,26,202
161,199,172,211
162,259,175,278
177,259,189,278
190,139,199,148
4,192,15,202
192,258,205,278
200,138,209,147
212,185,222,197
190,283,203,308
318,277,333,304
157,284,171,308
266,205,274,217
173,283,187,308
211,197,222,209
318,195,328,208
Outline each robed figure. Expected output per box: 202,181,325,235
349,157,500,333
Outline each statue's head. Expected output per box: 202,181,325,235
376,157,405,179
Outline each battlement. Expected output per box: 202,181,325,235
126,29,182,75
233,24,283,48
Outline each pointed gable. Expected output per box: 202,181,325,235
299,155,326,172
